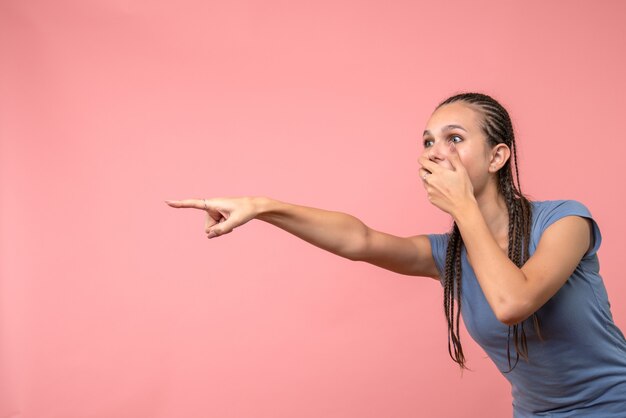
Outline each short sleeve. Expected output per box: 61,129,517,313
532,200,602,259
427,233,449,285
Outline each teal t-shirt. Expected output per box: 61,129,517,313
428,200,626,417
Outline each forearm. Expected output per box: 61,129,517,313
454,202,529,323
253,196,369,260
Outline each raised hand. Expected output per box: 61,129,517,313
165,197,258,239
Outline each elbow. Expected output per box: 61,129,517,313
347,227,370,262
496,313,524,327
344,249,362,262
493,301,533,327
492,274,535,326
343,239,367,262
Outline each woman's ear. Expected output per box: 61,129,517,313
489,144,511,173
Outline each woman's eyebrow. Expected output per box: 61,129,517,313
423,124,468,137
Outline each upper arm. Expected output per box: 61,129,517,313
519,215,593,316
357,229,440,279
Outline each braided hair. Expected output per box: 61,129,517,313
435,92,540,371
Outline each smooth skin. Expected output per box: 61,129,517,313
165,101,593,326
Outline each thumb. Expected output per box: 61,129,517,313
206,216,237,238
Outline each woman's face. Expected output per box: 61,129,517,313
421,102,494,194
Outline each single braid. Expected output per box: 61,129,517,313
443,224,465,365
435,92,538,370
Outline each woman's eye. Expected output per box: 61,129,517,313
449,135,462,143
423,139,434,148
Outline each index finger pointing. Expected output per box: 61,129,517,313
165,199,207,210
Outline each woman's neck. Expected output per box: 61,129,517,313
474,184,510,250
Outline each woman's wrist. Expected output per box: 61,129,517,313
451,195,479,224
252,196,280,221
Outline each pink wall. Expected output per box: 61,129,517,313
2,1,626,417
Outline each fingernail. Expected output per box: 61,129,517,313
207,231,217,238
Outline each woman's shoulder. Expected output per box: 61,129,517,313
530,198,589,209
529,199,601,257
530,199,593,221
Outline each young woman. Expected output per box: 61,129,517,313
166,93,626,416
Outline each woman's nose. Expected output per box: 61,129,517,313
428,141,448,162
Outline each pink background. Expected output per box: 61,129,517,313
2,1,626,417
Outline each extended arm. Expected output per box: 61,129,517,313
167,196,439,278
